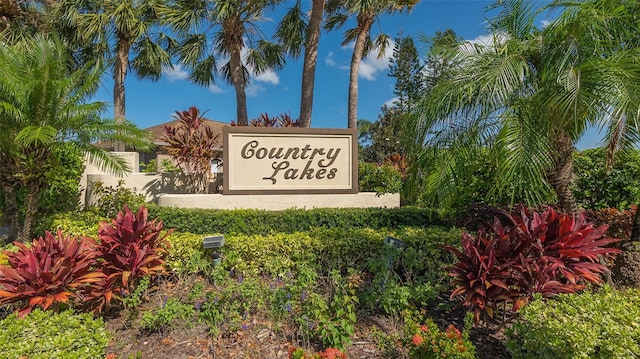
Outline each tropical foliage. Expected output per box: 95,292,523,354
96,206,171,298
406,0,640,212
447,206,621,322
56,0,173,150
0,35,150,242
159,0,287,125
325,0,419,129
162,106,220,193
0,230,106,317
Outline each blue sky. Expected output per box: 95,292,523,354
93,0,599,149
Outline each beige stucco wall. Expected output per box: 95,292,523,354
80,152,140,206
155,192,400,210
81,151,399,210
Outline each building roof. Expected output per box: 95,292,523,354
145,118,228,148
94,118,229,150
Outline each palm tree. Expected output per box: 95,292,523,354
56,0,173,151
0,0,58,43
160,0,286,126
325,0,418,129
405,0,640,213
0,35,151,242
273,0,324,128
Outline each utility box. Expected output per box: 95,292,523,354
203,235,224,249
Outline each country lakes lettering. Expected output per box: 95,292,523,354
240,140,340,184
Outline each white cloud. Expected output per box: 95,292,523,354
334,39,395,81
208,83,224,94
240,46,280,85
246,82,265,97
162,64,189,82
325,51,336,67
358,39,395,81
383,97,398,108
254,69,279,85
541,20,551,28
460,32,508,54
467,33,497,47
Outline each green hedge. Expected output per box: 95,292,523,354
165,226,461,282
0,309,110,358
147,205,448,235
506,286,640,359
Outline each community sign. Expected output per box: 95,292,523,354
223,127,358,194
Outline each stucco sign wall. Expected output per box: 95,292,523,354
223,127,358,194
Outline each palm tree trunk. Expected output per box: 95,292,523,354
347,13,374,129
630,204,640,242
17,184,40,243
226,15,248,126
298,0,325,128
1,183,19,242
230,39,248,126
547,133,578,213
113,37,131,151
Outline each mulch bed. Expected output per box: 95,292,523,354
104,279,512,359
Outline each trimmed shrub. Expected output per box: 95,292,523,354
359,162,403,194
0,309,110,359
164,226,461,289
572,148,640,210
35,211,108,239
165,231,218,275
506,286,640,359
147,205,448,235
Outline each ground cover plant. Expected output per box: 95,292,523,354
1,204,638,359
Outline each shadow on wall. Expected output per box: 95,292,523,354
84,173,222,207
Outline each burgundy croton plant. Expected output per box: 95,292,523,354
0,205,171,316
0,230,106,317
446,206,622,322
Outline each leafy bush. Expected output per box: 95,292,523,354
165,231,218,275
0,231,106,317
288,346,347,359
447,206,621,322
162,106,219,193
90,180,147,218
96,206,172,299
0,309,110,359
407,316,476,359
0,144,84,219
572,148,640,210
584,206,635,240
506,286,640,359
35,211,108,239
141,297,195,333
359,162,403,194
147,204,448,235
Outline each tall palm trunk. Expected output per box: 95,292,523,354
226,17,248,126
1,183,19,242
547,132,578,213
17,184,41,243
113,36,131,151
298,0,325,128
347,13,374,129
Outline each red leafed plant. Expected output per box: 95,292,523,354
0,230,106,317
447,206,622,323
96,205,172,300
232,112,302,127
288,347,347,359
162,106,219,194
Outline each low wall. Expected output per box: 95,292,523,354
155,192,400,210
84,173,220,205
